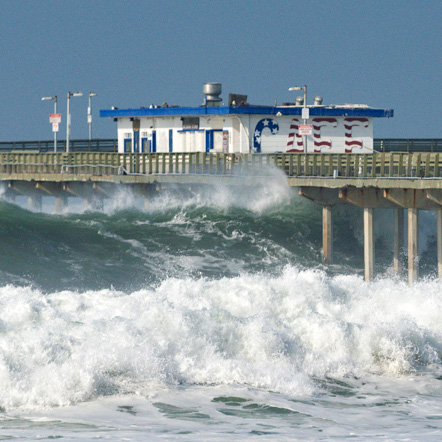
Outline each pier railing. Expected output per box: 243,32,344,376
1,152,442,179
0,139,118,153
1,139,441,153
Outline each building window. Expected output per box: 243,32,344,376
182,117,199,130
124,132,131,138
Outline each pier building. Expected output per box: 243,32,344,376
100,83,393,155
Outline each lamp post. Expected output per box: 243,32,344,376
289,85,308,152
41,95,58,152
66,91,83,152
88,92,97,141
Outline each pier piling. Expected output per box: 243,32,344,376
28,194,42,211
438,209,442,279
393,209,405,274
408,208,419,284
55,196,68,213
364,208,374,282
322,206,333,264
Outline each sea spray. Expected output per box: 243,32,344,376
1,269,442,411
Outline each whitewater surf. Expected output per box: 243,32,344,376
1,177,442,441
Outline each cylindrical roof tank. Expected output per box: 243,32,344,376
203,83,222,106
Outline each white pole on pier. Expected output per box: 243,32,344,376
41,95,58,152
289,85,308,152
88,92,97,141
66,91,83,152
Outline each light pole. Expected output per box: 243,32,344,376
289,85,308,152
66,91,83,152
88,92,97,141
41,95,58,152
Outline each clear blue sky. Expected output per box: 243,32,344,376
1,0,441,141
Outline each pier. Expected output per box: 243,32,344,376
2,149,442,284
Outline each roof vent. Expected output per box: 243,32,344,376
203,82,222,106
314,96,323,105
295,96,304,106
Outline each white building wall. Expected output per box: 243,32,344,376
116,113,374,154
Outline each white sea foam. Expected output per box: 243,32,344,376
1,268,442,413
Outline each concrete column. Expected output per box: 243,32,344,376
364,207,374,281
28,194,42,211
7,194,16,204
82,197,90,211
438,209,442,279
408,208,419,284
393,209,405,274
55,196,68,213
322,205,333,264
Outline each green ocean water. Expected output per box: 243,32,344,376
1,182,442,441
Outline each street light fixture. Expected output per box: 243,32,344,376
41,95,58,152
88,92,97,141
289,85,308,152
66,92,83,152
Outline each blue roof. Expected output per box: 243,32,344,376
100,105,394,119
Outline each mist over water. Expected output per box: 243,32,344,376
1,176,442,440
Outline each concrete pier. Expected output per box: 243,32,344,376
438,210,442,278
55,196,68,213
2,151,442,283
364,208,374,282
28,194,42,211
393,209,405,274
408,208,419,284
322,206,333,264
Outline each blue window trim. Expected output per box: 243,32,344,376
205,129,223,153
141,137,148,153
205,130,212,153
123,138,132,153
152,131,157,153
169,129,173,152
133,131,140,153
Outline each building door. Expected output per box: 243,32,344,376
141,137,150,153
124,138,132,153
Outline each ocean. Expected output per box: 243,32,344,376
1,172,442,441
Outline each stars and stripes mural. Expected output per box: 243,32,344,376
313,118,338,152
251,115,372,153
253,119,279,153
344,118,369,152
286,118,304,152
